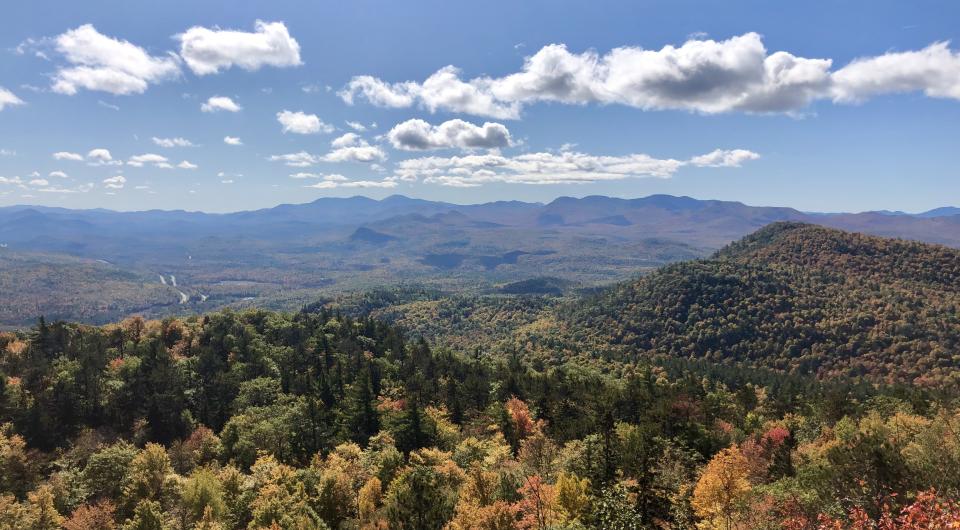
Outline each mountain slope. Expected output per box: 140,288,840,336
563,222,960,385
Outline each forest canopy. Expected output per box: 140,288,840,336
3,223,960,528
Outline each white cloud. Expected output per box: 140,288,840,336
50,24,180,95
53,151,84,161
36,183,93,194
152,136,194,148
128,153,172,168
0,176,24,185
87,148,121,166
49,171,69,179
29,179,49,187
290,172,348,181
345,121,367,132
177,20,302,75
221,179,234,184
387,118,512,150
393,147,759,187
269,151,318,167
340,68,520,118
201,96,241,113
323,143,386,163
831,42,960,102
331,132,362,148
0,87,25,110
0,149,16,157
342,34,960,116
102,175,126,189
306,179,397,189
224,136,243,145
277,110,333,134
689,149,761,167
339,76,418,108
98,100,120,111
177,160,198,169
270,141,387,166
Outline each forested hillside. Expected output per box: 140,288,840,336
558,223,960,386
2,306,960,528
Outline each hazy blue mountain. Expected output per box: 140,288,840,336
3,194,960,327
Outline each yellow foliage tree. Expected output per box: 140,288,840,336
692,446,752,530
554,472,590,523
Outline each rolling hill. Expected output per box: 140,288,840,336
559,222,960,385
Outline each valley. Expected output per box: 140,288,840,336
3,194,960,328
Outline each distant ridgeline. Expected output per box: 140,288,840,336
3,194,960,327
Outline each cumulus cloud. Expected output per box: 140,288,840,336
102,175,126,189
50,24,181,95
49,171,69,179
341,33,960,117
128,153,172,168
340,69,520,118
86,148,121,166
224,136,243,145
323,134,387,162
387,118,512,150
0,87,25,110
277,110,333,134
345,121,367,132
201,96,241,112
177,160,198,169
29,179,49,187
177,20,302,75
689,149,761,167
331,132,362,148
152,136,194,148
53,151,84,161
830,42,960,102
392,147,759,187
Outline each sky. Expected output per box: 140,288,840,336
0,0,958,213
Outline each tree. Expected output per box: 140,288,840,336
23,485,63,530
192,507,223,530
0,428,35,498
356,477,383,528
692,446,752,530
122,444,177,514
513,475,560,530
63,500,117,530
83,441,137,502
122,500,166,530
554,472,590,523
0,494,27,530
181,468,225,527
383,461,460,530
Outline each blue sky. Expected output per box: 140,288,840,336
0,0,958,213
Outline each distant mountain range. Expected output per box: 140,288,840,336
1,194,959,326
